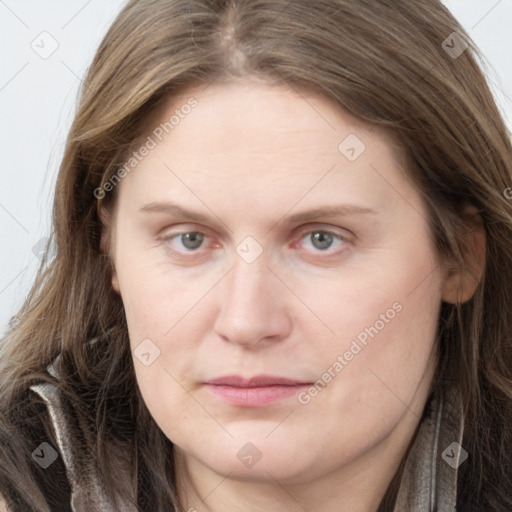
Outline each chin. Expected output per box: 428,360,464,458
180,435,320,484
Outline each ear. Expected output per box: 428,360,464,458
99,206,120,294
441,206,486,304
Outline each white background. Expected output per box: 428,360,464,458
1,0,511,337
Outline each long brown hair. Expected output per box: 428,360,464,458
1,0,512,510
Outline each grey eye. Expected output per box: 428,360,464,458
309,231,335,250
179,232,205,250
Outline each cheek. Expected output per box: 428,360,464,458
287,270,441,473
133,360,203,444
297,251,443,423
114,243,209,337
287,254,441,360
114,245,222,437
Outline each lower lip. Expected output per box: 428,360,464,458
205,384,309,407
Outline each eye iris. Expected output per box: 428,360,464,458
311,231,334,250
181,232,204,250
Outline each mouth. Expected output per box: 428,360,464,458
204,375,312,407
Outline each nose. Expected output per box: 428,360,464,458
213,255,292,347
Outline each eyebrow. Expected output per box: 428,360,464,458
139,202,377,224
140,202,210,222
286,205,377,223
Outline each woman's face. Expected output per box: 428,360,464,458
106,82,449,485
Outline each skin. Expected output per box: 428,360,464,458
101,81,485,512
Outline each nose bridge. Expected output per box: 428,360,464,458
213,247,290,345
227,251,269,307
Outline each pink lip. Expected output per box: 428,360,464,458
205,375,311,407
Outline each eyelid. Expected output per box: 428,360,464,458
158,228,214,252
294,223,352,241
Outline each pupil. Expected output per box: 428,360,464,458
312,232,333,250
182,233,203,249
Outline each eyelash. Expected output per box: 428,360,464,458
159,227,349,258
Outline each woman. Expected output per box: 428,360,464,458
1,0,511,510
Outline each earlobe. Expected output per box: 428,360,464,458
111,270,120,294
441,208,486,305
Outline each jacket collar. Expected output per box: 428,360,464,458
393,384,465,511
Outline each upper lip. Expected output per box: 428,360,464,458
206,375,311,387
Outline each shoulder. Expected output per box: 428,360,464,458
0,348,106,511
1,344,138,511
0,378,73,511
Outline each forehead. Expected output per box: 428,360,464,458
116,82,418,221
143,81,403,162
